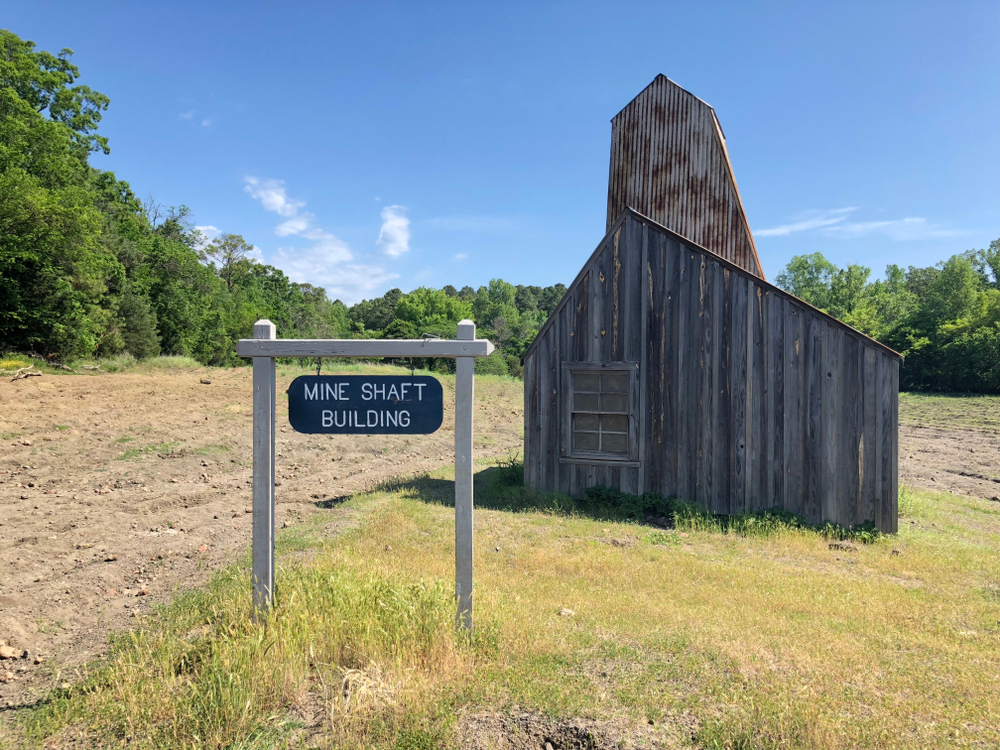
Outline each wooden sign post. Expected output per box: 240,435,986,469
237,320,493,631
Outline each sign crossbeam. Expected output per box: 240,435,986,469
237,338,494,358
245,320,488,633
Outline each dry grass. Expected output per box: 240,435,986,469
10,391,1000,749
900,391,1000,433
16,466,1000,749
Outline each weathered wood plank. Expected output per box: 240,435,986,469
842,335,861,528
663,237,681,498
676,249,694,502
589,246,606,362
611,227,623,360
821,323,841,524
624,215,644,364
697,256,714,507
538,331,553,493
768,293,785,510
524,351,536,489
638,224,650,494
874,352,884,529
861,346,877,525
889,360,899,534
646,228,667,496
750,284,766,511
805,313,823,525
729,275,748,514
714,266,732,514
557,303,573,493
782,305,803,517
573,271,590,361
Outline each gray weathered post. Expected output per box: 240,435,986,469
252,319,276,619
454,319,475,632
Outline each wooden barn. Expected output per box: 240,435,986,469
522,76,901,532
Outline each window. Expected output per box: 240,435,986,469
572,371,629,454
561,362,639,464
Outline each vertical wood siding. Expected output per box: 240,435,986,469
607,74,764,279
523,211,901,532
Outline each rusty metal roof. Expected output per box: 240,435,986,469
607,74,765,279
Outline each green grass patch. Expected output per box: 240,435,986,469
0,355,32,371
388,455,883,544
115,441,180,461
192,443,231,455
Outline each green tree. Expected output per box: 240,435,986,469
774,252,837,309
395,286,472,336
203,233,255,291
0,30,110,156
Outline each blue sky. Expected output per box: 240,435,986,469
6,1,999,303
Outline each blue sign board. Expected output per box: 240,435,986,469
287,375,444,434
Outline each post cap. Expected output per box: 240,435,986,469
253,320,276,339
457,319,475,340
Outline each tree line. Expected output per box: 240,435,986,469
775,245,999,393
0,29,563,377
1,29,997,390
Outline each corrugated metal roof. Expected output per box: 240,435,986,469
607,74,765,279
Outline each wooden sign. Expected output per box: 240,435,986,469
241,320,492,632
287,375,443,434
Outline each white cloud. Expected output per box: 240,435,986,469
428,215,518,232
243,176,404,303
272,246,398,301
179,110,194,120
377,205,411,257
756,208,857,237
244,177,305,218
201,117,214,127
454,253,468,260
757,208,962,241
275,213,315,237
825,217,962,241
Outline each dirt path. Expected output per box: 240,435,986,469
0,367,522,709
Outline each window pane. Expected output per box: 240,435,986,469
574,431,599,451
574,373,600,392
601,393,627,413
574,393,599,411
601,415,628,433
602,433,628,453
575,413,599,431
602,373,628,393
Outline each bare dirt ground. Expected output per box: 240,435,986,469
899,423,1000,501
0,367,522,709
